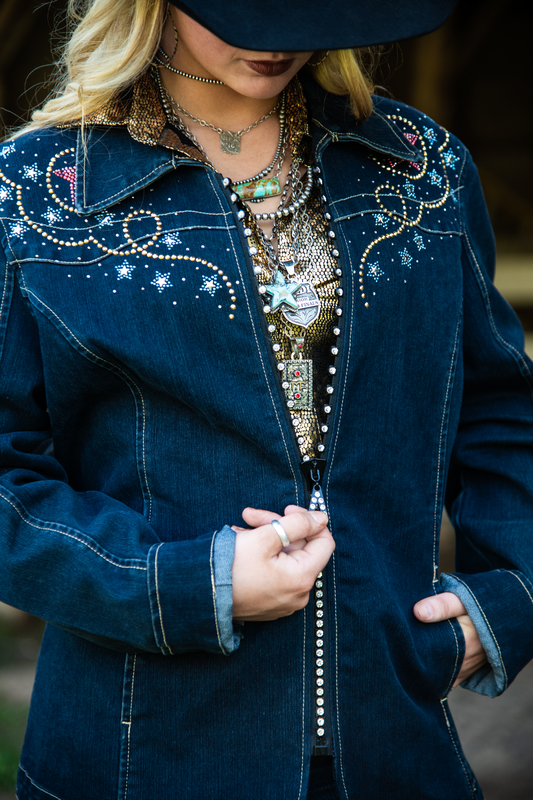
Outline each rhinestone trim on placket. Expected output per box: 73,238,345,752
314,572,326,741
226,97,342,751
236,163,343,460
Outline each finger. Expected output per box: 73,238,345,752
274,513,308,552
452,617,488,687
243,506,328,527
264,511,329,555
284,504,307,515
284,524,336,571
242,507,282,528
283,506,326,552
240,508,329,556
414,592,467,622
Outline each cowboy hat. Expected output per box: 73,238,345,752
167,0,460,51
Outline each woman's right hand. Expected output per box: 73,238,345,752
231,506,335,621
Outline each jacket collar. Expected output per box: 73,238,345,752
74,69,421,215
74,70,208,215
297,71,422,163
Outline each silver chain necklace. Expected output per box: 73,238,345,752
234,93,286,187
156,70,289,196
154,49,225,86
155,66,314,279
165,91,286,186
165,92,281,155
255,163,313,278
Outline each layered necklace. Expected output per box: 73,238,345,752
155,67,287,201
238,160,342,462
167,93,281,156
156,70,342,461
232,100,341,757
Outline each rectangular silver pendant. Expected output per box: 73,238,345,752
284,360,313,410
220,131,241,154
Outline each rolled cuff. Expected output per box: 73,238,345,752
441,572,503,696
213,524,243,654
441,569,533,697
146,528,236,656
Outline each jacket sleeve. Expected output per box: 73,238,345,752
0,249,237,656
443,150,533,695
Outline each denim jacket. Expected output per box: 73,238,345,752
2,72,533,800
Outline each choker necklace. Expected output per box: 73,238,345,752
155,11,225,86
164,93,281,155
154,48,225,85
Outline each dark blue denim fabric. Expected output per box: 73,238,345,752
1,76,532,799
306,757,341,800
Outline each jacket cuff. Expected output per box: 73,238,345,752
146,529,235,655
212,524,243,654
441,573,503,696
441,569,533,696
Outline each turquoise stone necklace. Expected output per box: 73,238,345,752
235,176,283,202
233,93,287,201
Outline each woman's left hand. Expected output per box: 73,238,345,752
413,592,488,687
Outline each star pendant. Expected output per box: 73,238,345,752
264,270,301,312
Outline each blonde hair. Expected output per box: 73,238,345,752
18,0,375,134
23,0,166,134
310,49,377,120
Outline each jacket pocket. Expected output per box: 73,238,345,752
407,612,466,701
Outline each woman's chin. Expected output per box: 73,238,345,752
221,67,302,100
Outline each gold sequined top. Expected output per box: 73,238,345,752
252,200,339,458
77,71,340,457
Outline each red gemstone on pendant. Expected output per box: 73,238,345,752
298,343,303,349
295,371,300,376
295,393,301,399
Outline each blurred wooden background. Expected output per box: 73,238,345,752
384,0,533,352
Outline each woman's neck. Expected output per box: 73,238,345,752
159,70,280,132
157,22,293,220
158,20,279,131
158,69,288,195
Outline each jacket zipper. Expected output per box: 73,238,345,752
301,458,333,755
216,169,344,758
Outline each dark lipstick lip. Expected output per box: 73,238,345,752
244,59,294,76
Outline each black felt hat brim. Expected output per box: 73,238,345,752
168,0,459,51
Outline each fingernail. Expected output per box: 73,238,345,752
310,511,328,524
417,602,434,621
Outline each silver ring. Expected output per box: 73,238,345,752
271,519,290,548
